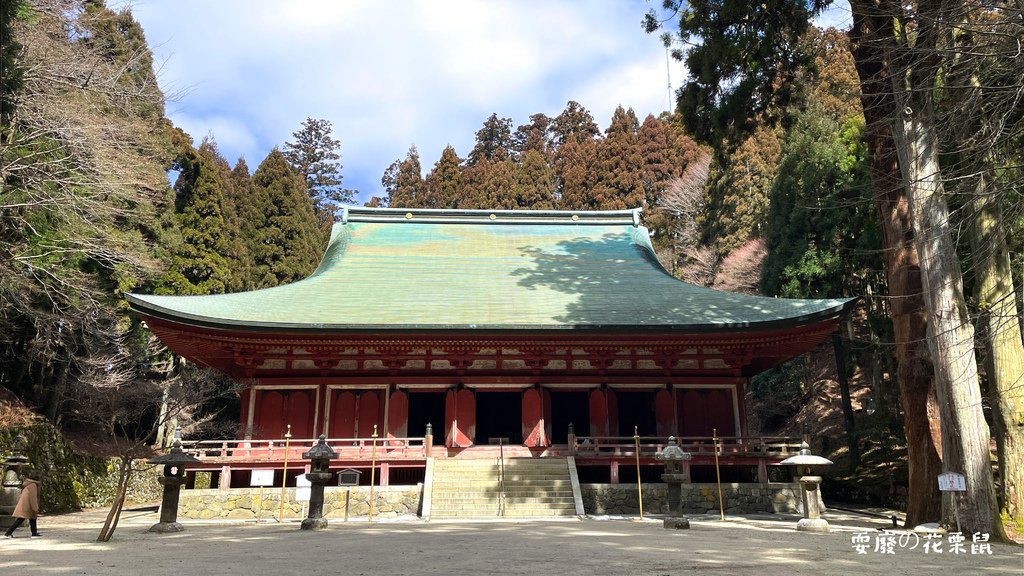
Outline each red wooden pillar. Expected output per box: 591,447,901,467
606,389,619,437
239,385,253,439
610,461,619,485
523,388,547,447
445,389,474,447
542,388,552,445
655,389,674,438
387,390,409,446
588,389,609,437
380,462,390,487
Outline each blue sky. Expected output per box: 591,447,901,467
130,0,852,204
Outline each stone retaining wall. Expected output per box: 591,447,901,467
177,486,422,521
581,483,812,515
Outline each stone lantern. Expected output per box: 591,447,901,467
148,433,200,533
655,436,692,529
1,435,29,529
779,441,833,533
301,435,338,531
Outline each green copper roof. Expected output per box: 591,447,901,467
126,207,853,332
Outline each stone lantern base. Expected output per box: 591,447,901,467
149,521,186,534
663,517,690,530
301,517,328,531
796,518,830,533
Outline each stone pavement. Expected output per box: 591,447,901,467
2,507,1021,575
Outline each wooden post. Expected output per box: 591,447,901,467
713,428,724,521
279,424,291,523
634,426,643,519
369,425,378,522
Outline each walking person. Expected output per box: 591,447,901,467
4,468,41,538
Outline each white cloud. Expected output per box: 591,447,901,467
130,0,683,200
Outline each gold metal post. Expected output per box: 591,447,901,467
369,424,378,522
713,428,724,521
634,426,643,520
279,424,291,523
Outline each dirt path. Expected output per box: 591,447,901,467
3,509,1021,575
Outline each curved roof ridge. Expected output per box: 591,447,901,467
340,205,641,226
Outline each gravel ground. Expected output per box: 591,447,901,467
2,507,1021,575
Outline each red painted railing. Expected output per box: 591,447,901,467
179,437,429,463
570,436,803,459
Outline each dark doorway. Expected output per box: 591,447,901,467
475,391,522,444
616,391,658,436
550,391,590,444
408,392,445,445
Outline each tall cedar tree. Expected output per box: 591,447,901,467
590,106,645,210
382,145,426,208
515,149,557,209
158,139,233,295
550,100,600,146
80,0,164,118
467,113,513,166
228,158,263,290
700,125,782,254
646,0,826,146
554,137,598,209
513,114,553,155
424,145,463,208
284,117,352,221
252,149,325,286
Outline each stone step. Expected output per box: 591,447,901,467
432,496,576,504
432,478,573,486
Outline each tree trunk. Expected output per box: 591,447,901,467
97,459,131,542
889,44,1000,535
970,178,1024,527
833,332,860,473
848,5,943,526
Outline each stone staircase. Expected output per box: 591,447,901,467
429,457,580,519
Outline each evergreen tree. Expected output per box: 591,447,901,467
157,138,233,295
382,145,426,208
252,148,325,286
515,149,556,209
226,157,262,291
513,113,553,155
700,124,782,253
80,0,165,118
283,117,352,221
551,100,599,147
554,138,598,209
761,107,877,298
590,106,645,210
467,113,513,166
424,145,463,208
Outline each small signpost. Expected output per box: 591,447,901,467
338,468,361,522
938,472,966,534
250,469,275,522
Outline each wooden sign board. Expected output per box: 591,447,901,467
250,469,275,487
338,468,361,486
937,472,966,492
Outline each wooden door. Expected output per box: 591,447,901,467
328,390,357,439
655,389,675,438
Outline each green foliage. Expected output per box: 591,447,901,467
252,149,325,286
283,117,352,219
158,139,233,295
762,109,878,298
646,0,829,146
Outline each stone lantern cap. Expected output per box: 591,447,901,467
148,439,200,467
779,441,833,467
655,436,692,461
302,435,339,461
